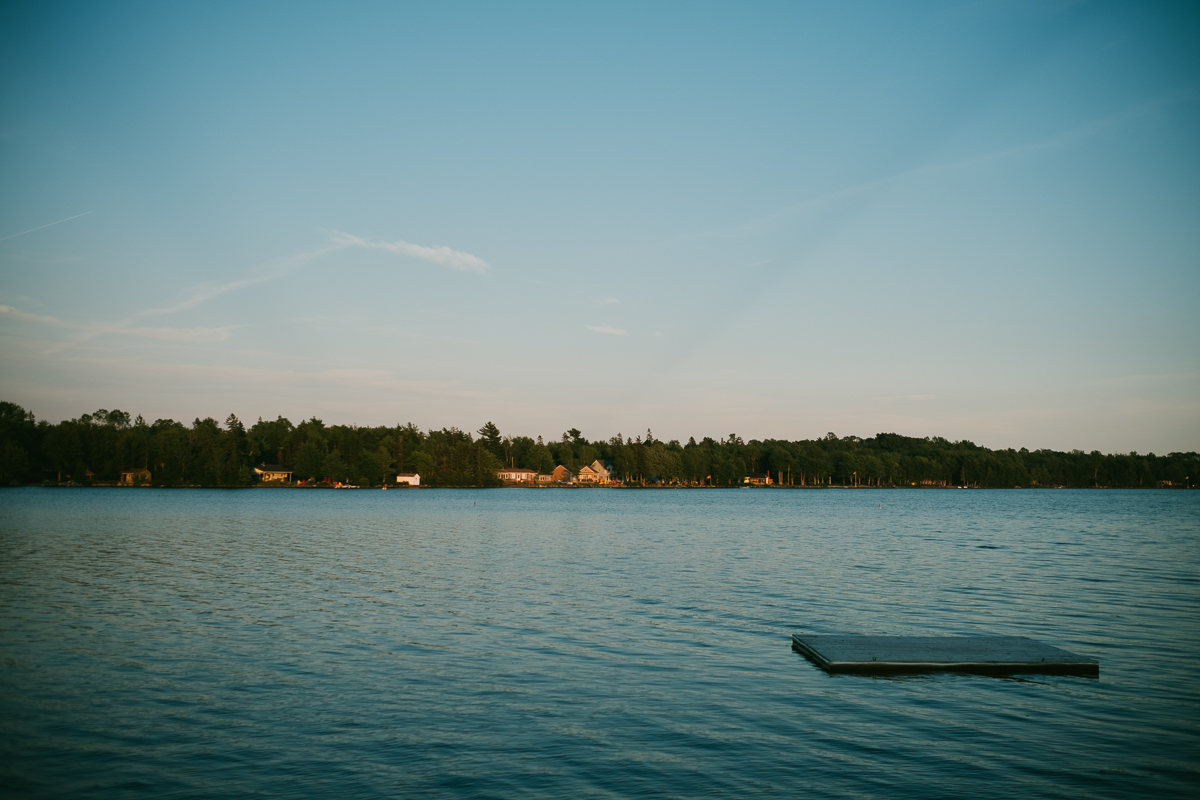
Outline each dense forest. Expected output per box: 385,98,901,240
0,401,1195,489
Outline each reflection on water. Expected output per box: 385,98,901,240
1,488,1197,798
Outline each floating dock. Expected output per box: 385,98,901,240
791,633,1098,677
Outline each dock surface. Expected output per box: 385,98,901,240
791,633,1098,677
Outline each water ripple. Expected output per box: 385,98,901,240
1,487,1197,798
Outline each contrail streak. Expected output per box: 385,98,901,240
0,210,95,242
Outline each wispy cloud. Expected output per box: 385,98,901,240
31,243,345,353
4,227,486,356
0,304,235,344
330,230,488,274
734,85,1200,236
120,326,239,343
595,296,621,306
37,355,494,400
5,238,346,355
0,211,94,242
587,325,627,335
141,243,343,317
142,276,274,317
0,305,65,325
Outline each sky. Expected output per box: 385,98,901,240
1,1,1197,453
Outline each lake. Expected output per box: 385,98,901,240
1,487,1197,798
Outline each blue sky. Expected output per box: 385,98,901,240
1,1,1197,452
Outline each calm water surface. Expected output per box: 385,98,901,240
1,488,1197,798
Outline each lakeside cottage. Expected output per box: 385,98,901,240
254,464,293,482
576,460,614,484
498,467,537,483
534,465,574,483
396,473,420,486
743,474,773,486
120,468,152,484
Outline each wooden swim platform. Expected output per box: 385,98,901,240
791,633,1098,677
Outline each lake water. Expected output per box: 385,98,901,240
1,487,1197,798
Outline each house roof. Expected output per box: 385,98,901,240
255,464,291,472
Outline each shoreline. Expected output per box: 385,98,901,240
11,483,1194,491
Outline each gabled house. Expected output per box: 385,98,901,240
551,465,572,483
396,473,420,486
576,460,614,484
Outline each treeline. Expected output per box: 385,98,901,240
0,401,1196,488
